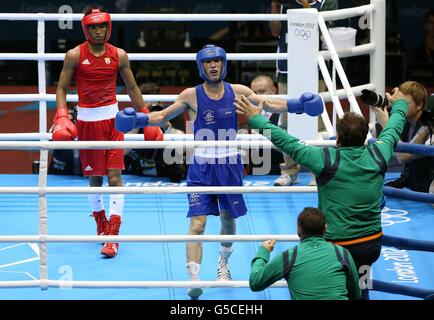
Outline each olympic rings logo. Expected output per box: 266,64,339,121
381,207,411,227
189,193,200,204
294,29,311,40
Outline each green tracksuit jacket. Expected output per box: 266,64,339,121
250,236,361,300
248,100,408,241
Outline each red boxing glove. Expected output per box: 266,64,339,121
139,106,163,141
139,106,150,114
143,126,164,141
52,108,77,141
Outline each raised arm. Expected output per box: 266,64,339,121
249,245,286,292
374,89,410,162
233,84,288,113
233,84,323,117
147,88,193,126
115,87,193,133
234,94,325,175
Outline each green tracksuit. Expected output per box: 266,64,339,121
248,100,408,241
250,236,361,300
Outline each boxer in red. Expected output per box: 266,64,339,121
54,7,163,258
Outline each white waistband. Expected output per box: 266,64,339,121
77,103,119,121
194,147,239,159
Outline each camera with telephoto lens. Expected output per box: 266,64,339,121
360,89,389,109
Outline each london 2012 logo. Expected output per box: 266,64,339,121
381,207,411,227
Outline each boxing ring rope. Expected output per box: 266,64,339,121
0,140,336,150
383,187,434,203
0,280,288,289
0,84,375,103
0,186,317,195
4,1,433,298
0,235,300,244
0,45,375,62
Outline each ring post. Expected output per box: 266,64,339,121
286,8,319,140
370,0,386,125
37,13,48,291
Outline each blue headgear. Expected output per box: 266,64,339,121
196,44,227,82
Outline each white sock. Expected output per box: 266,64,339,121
88,194,104,212
186,262,201,280
219,246,233,261
109,194,124,217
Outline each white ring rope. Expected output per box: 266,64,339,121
0,186,317,194
0,84,375,103
0,280,288,289
0,2,385,290
0,140,337,150
0,45,374,61
0,235,300,243
0,6,373,22
0,133,274,141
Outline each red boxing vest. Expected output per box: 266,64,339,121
74,42,119,108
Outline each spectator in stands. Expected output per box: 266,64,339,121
250,75,283,174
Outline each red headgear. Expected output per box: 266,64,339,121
81,9,112,44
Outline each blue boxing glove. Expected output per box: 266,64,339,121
115,107,149,132
287,92,324,116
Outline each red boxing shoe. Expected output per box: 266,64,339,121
92,210,109,236
101,242,118,258
101,214,122,258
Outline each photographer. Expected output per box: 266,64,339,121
362,82,433,193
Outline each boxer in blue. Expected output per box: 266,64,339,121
115,44,323,299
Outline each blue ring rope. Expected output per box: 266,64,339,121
383,186,434,203
372,280,434,299
372,235,434,299
368,139,434,156
382,234,434,252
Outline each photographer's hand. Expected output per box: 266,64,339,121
385,87,409,106
372,105,389,128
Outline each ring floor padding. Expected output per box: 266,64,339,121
0,173,432,300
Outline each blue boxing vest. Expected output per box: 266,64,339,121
193,82,238,159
